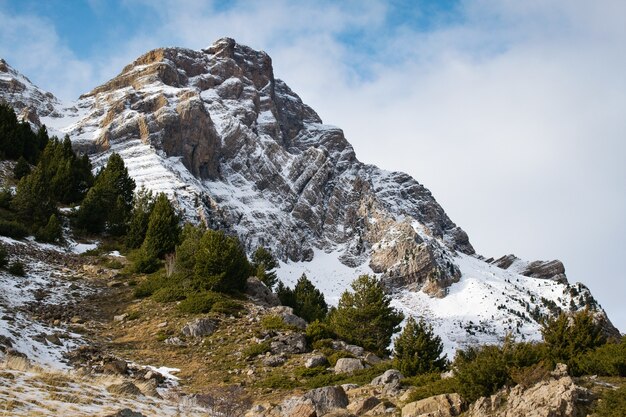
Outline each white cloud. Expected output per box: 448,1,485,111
0,0,624,329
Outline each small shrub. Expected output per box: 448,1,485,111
306,320,336,344
327,351,355,366
131,248,161,274
211,299,244,316
594,385,626,417
8,261,25,276
405,376,461,402
0,245,7,268
0,188,12,209
152,286,187,303
133,272,170,298
510,362,552,388
261,315,290,331
103,259,124,269
0,220,28,239
244,341,271,359
177,292,224,314
575,337,626,377
255,373,298,390
126,311,141,321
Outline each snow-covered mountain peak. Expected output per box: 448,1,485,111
0,39,619,352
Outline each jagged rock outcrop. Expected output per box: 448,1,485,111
23,37,474,297
491,255,567,283
0,59,64,123
466,367,589,417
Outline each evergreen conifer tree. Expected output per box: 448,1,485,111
141,193,180,259
329,274,404,356
126,188,155,249
393,317,447,376
13,156,31,179
193,229,251,294
293,274,328,322
36,214,63,243
251,246,278,289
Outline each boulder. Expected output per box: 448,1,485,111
304,385,349,416
371,369,404,394
106,382,143,397
263,354,287,367
363,403,397,416
246,277,280,306
334,358,364,374
305,354,328,368
103,359,128,375
466,373,589,417
402,393,463,417
348,396,381,415
181,318,217,337
271,306,307,330
364,353,382,365
281,396,316,417
271,333,307,354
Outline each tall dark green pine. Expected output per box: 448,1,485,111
252,246,278,289
141,193,180,259
12,167,56,228
193,229,251,294
329,274,404,356
293,274,328,322
126,187,155,249
13,156,31,180
393,317,447,376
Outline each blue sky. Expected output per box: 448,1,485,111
0,0,625,332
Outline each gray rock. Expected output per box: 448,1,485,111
304,385,349,416
371,369,404,395
281,396,316,417
263,354,287,367
270,306,307,330
402,394,463,417
246,277,280,306
364,352,382,365
305,354,328,368
270,333,307,354
348,396,381,415
181,318,217,337
344,344,365,357
334,358,364,374
164,337,186,346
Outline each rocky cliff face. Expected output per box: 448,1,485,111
0,38,619,352
38,38,473,297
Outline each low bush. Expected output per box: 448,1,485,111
0,219,28,239
305,320,336,344
0,245,7,268
8,261,25,276
177,292,224,314
211,299,244,316
243,341,271,359
404,375,460,402
574,337,626,377
594,385,626,416
261,315,290,331
130,248,161,274
152,286,187,303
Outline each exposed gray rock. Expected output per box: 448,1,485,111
270,333,307,354
270,306,307,330
364,353,382,365
371,369,404,395
466,371,589,417
246,277,280,306
304,385,349,416
305,354,328,368
281,396,316,417
334,358,365,374
263,354,287,367
106,409,146,417
402,393,463,417
348,396,381,415
181,318,217,337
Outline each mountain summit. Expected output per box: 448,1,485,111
0,38,618,352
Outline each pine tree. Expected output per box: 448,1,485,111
12,167,56,228
36,214,63,243
76,153,134,233
126,187,155,249
252,246,278,289
293,274,328,322
393,317,447,376
13,156,31,179
542,309,606,363
141,193,180,259
193,229,251,294
329,274,404,356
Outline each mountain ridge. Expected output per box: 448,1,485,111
0,38,619,353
